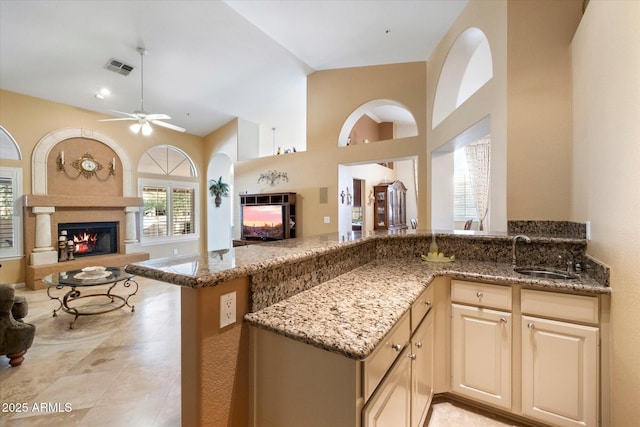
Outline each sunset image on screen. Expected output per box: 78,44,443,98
242,205,284,239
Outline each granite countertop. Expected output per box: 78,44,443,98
124,230,591,288
244,257,609,361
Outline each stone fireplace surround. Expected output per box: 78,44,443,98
24,128,149,290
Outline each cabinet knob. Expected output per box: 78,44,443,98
527,322,535,329
423,300,432,306
500,318,507,324
415,342,423,348
476,291,483,298
408,353,417,360
391,343,402,352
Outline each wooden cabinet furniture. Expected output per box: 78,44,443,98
521,289,599,427
451,280,512,410
373,180,407,230
239,192,297,240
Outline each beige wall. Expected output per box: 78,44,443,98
206,62,429,239
507,0,582,220
0,90,204,284
571,2,640,425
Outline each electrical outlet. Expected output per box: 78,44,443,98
220,291,236,328
585,221,591,240
324,216,330,224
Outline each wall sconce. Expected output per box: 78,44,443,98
340,190,346,204
346,187,352,205
57,151,65,172
258,170,289,186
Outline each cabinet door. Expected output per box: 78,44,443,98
411,311,434,427
521,316,599,427
451,304,512,409
363,348,412,427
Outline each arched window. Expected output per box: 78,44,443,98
432,28,493,128
0,126,22,160
138,145,196,177
338,100,418,147
138,145,199,241
0,126,23,259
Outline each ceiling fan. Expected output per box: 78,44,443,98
99,47,186,135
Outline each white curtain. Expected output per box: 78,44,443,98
464,138,491,230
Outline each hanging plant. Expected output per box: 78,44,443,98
209,176,230,207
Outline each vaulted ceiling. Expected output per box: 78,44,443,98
0,0,468,140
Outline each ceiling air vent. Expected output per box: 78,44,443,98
104,58,134,76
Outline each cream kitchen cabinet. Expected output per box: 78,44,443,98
410,309,434,427
363,306,435,427
250,282,438,427
450,280,512,410
521,289,599,427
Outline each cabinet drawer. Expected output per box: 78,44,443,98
411,284,434,332
521,289,599,324
363,311,411,402
451,280,512,311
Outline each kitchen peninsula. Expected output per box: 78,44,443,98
125,229,611,427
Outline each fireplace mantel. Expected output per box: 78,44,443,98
23,195,143,208
22,195,148,290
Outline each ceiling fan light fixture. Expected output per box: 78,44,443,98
141,122,153,136
130,122,142,134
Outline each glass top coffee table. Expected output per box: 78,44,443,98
43,267,138,329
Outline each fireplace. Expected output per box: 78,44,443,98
58,221,118,258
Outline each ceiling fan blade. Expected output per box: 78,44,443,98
151,120,186,133
98,117,136,122
108,109,139,118
145,113,171,121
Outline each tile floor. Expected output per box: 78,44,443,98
2,277,526,426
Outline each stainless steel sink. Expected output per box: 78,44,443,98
514,268,577,280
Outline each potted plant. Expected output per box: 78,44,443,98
209,176,230,207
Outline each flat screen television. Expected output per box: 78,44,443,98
241,205,285,240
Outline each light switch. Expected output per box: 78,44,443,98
324,216,330,224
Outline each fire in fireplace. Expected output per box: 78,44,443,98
58,222,118,258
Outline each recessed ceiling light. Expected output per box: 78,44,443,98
94,87,110,99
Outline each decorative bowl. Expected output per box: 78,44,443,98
81,266,107,277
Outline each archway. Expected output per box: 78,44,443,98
207,152,234,251
338,99,418,147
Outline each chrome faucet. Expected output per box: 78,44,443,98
512,234,531,268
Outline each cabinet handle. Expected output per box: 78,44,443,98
500,318,507,324
391,343,402,351
415,342,423,348
423,300,432,306
527,323,535,329
476,291,483,298
408,353,417,360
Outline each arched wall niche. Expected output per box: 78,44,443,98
31,128,134,196
338,99,418,147
432,27,493,129
207,152,234,251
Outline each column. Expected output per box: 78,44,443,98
124,206,141,254
30,206,58,265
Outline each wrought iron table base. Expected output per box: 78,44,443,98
47,278,138,329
